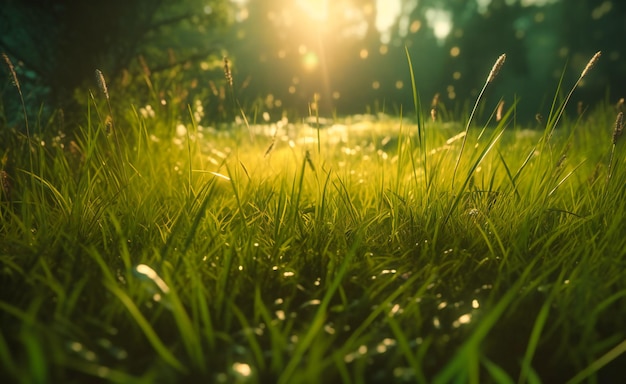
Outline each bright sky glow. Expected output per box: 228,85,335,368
476,0,492,14
520,0,560,6
425,8,453,43
296,0,329,22
376,0,402,44
494,0,563,6
302,51,319,71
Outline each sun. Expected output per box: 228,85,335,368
302,51,320,71
295,0,329,22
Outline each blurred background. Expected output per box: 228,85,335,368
1,0,624,127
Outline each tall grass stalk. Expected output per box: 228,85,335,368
606,111,623,184
2,53,30,148
546,51,601,141
405,47,428,189
452,54,506,187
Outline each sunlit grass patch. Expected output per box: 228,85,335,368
1,57,626,383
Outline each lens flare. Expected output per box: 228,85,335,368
302,51,319,71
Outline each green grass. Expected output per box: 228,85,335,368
2,59,626,383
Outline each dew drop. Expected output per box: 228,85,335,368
232,362,252,377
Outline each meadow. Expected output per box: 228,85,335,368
1,52,625,383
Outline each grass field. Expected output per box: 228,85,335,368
1,52,626,383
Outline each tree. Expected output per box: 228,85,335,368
1,0,230,124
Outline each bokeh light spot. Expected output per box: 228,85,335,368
302,51,319,71
591,1,613,20
425,8,453,43
410,20,422,33
232,362,252,377
534,12,545,23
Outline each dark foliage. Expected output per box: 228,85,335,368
0,0,229,126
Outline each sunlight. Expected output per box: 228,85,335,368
302,51,320,71
520,0,560,6
476,0,492,14
296,0,329,22
375,0,402,44
425,8,452,44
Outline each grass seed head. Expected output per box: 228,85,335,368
305,150,316,172
95,69,109,101
431,93,440,108
487,54,506,83
223,57,233,86
612,112,624,145
2,52,22,95
138,55,151,78
535,113,544,126
496,100,505,122
264,138,275,158
580,51,601,80
430,93,439,122
0,170,11,201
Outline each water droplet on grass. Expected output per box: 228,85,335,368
83,350,97,361
68,341,83,352
393,367,415,380
452,313,472,328
300,299,321,308
375,338,396,354
232,362,252,378
135,264,170,294
390,303,402,315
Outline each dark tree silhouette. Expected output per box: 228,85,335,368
1,0,229,122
